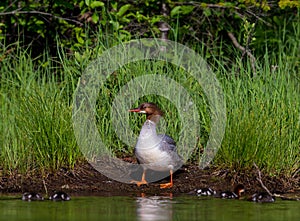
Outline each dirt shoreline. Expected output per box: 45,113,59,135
1,163,299,197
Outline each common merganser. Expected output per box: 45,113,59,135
248,192,275,203
196,187,216,196
218,184,245,199
129,102,183,189
22,192,44,201
49,191,71,201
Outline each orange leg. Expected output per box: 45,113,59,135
131,170,148,187
160,170,173,189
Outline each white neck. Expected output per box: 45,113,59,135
136,119,161,149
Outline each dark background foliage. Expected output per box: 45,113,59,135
0,0,299,59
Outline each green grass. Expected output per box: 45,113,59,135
0,47,81,175
215,58,299,176
0,24,299,177
214,21,300,176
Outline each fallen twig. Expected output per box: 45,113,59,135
292,167,300,178
253,162,273,196
227,32,256,76
0,48,14,63
42,175,48,197
0,10,83,26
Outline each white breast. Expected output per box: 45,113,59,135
135,120,174,171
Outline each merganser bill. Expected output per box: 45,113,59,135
129,102,183,189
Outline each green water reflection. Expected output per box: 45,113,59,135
0,195,299,221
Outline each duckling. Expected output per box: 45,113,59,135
196,188,216,196
248,192,275,203
22,192,44,201
218,184,245,199
49,191,71,201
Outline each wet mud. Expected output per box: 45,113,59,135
1,162,299,198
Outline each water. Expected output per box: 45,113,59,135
0,194,299,221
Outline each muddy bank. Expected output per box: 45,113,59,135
0,163,299,196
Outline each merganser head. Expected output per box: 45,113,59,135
129,102,164,115
129,102,164,121
234,184,245,197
